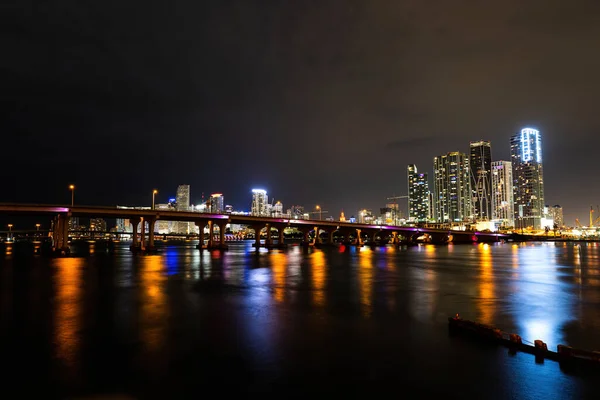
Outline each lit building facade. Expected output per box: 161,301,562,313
407,164,430,222
433,152,472,223
510,128,545,230
491,161,514,227
272,201,284,217
176,184,191,233
251,189,268,216
89,218,107,232
550,205,563,228
470,140,492,221
209,193,224,213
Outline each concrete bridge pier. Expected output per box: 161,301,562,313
130,217,141,252
313,226,322,247
52,214,70,256
195,220,207,249
252,224,263,248
139,217,146,251
278,227,286,247
206,220,229,250
354,229,363,247
391,232,399,245
146,217,158,253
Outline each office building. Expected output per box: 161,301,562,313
491,161,514,227
251,189,268,216
209,193,224,213
272,201,284,217
407,164,430,222
89,218,107,232
549,205,563,228
433,152,472,223
470,140,492,221
510,128,545,230
176,184,191,233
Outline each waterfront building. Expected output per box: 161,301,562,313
510,128,545,230
176,184,191,233
225,205,233,214
339,211,346,222
68,217,80,231
287,205,305,219
116,218,132,233
272,201,284,217
548,205,564,228
433,152,472,223
89,218,107,232
209,193,224,213
407,164,430,222
251,189,268,216
470,140,492,221
155,203,176,233
358,209,374,224
491,161,514,227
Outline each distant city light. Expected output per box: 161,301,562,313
520,128,541,163
251,188,267,194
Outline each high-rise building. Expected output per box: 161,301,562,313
116,218,131,232
433,152,472,223
470,140,492,221
89,218,107,232
155,203,176,233
510,128,545,230
550,205,563,228
251,189,268,216
491,161,514,227
272,201,284,217
209,193,224,213
407,164,430,222
176,184,191,233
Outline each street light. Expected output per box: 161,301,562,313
8,224,13,240
69,184,75,206
316,205,322,220
36,223,40,231
152,189,158,210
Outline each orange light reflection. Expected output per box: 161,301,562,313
140,255,166,353
358,247,374,317
478,243,495,325
270,252,287,303
310,251,326,306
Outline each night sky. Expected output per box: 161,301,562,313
4,1,600,225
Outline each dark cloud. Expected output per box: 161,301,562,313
3,0,600,224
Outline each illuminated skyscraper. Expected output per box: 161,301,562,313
510,128,545,230
491,161,514,227
550,205,563,228
251,189,268,216
470,140,492,221
209,193,224,213
433,152,471,223
176,184,191,233
272,201,283,217
407,164,430,222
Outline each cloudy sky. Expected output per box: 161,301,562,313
4,0,600,224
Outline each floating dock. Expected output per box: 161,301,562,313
448,315,600,369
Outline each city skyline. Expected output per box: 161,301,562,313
4,2,600,227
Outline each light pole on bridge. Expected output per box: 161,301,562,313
69,184,75,207
152,189,158,210
7,224,13,240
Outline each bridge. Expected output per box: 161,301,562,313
0,203,509,255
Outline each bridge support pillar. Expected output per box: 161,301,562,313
313,226,321,246
196,220,206,249
265,223,273,248
392,231,399,245
53,214,70,255
278,228,285,246
207,220,214,248
217,221,229,250
355,229,363,247
139,217,146,251
299,227,311,248
147,218,157,252
252,224,263,248
130,218,141,252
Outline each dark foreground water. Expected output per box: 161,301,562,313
1,241,600,399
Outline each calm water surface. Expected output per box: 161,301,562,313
1,241,600,398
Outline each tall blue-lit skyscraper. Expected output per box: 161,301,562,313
510,128,545,230
433,152,472,223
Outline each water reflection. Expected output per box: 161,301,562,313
139,255,166,353
409,245,438,321
357,247,373,317
478,243,495,325
310,250,326,306
53,257,83,369
270,251,287,303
